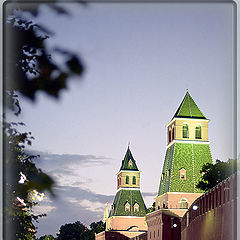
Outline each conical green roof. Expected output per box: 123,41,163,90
109,189,146,217
120,147,139,171
173,91,206,119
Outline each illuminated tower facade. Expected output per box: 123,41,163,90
105,146,147,238
155,91,213,216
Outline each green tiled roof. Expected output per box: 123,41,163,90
158,143,212,195
109,189,146,217
173,91,206,119
120,147,139,171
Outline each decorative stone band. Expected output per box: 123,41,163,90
167,139,210,148
117,170,141,174
108,215,146,219
166,117,210,128
117,187,141,192
158,192,205,197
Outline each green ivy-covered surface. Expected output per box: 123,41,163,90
193,144,213,193
158,143,212,195
158,144,174,195
173,91,206,119
120,147,139,171
109,189,146,217
169,143,194,192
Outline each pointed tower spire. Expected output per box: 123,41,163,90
120,145,139,171
172,90,206,120
103,201,109,223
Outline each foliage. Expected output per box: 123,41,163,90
4,2,84,110
37,234,56,240
196,159,238,191
3,120,55,240
89,221,106,236
37,221,105,240
4,1,85,239
146,202,155,214
56,221,90,240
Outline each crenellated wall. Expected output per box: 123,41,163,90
181,173,237,240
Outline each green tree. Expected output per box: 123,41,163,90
3,117,57,239
196,159,238,191
3,2,85,239
146,202,155,213
89,221,105,238
56,221,90,240
56,220,105,240
37,234,56,240
4,2,84,112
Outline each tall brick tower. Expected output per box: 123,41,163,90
155,90,213,217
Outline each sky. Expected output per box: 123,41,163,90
7,2,236,237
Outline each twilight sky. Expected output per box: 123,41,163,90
9,2,235,237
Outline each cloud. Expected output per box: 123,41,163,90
34,204,56,215
34,186,114,237
25,150,116,237
28,150,112,169
66,198,106,213
26,150,112,187
142,191,157,197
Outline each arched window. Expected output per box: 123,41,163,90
172,126,175,140
132,176,136,185
125,202,130,211
128,159,133,167
118,178,120,186
182,123,189,138
126,175,129,184
180,199,188,209
134,202,139,212
195,124,202,139
168,129,172,143
180,168,186,180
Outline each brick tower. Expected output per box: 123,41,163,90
105,146,147,238
155,90,213,217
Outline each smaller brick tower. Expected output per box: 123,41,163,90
105,146,147,238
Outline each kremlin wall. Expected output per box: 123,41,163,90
95,91,237,240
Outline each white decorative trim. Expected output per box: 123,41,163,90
167,139,209,148
117,187,140,192
116,170,140,175
166,117,210,127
